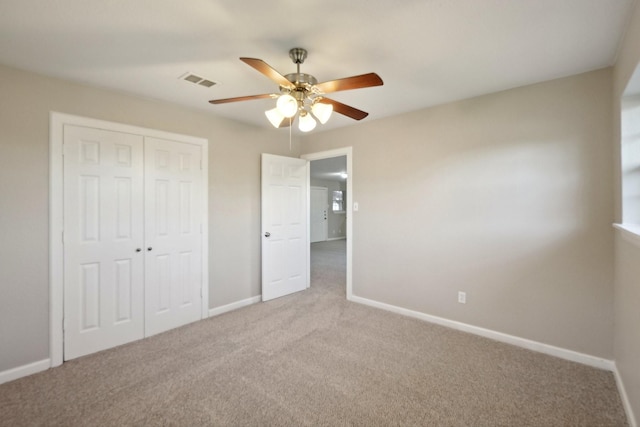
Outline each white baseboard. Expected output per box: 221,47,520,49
613,364,638,427
0,358,50,385
327,237,346,241
349,295,614,371
208,295,261,317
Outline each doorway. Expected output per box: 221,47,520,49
301,148,353,299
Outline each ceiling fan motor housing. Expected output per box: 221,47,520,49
284,73,317,87
283,73,318,105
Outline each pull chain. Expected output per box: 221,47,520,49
289,116,292,151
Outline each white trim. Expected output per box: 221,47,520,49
326,237,346,241
307,161,311,290
301,147,353,299
0,359,50,385
614,364,638,427
200,139,209,319
614,223,640,248
350,295,615,371
208,295,262,317
49,112,209,366
49,113,64,367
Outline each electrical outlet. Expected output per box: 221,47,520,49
458,291,466,304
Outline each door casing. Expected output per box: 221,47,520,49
301,147,353,299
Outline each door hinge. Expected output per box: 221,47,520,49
63,317,67,331
62,231,65,244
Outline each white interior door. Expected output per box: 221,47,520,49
63,125,145,360
261,154,309,301
144,137,203,336
310,187,328,243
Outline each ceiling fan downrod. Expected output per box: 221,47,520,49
289,47,307,74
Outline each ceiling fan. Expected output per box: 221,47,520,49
209,48,383,132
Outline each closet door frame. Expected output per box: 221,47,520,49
49,112,209,367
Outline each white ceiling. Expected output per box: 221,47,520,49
0,0,635,133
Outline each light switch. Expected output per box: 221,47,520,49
353,202,359,211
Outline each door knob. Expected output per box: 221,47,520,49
147,247,153,251
264,232,271,237
136,248,142,252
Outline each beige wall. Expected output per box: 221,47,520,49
303,69,614,358
613,1,640,423
0,64,300,372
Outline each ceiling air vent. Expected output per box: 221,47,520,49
180,72,218,88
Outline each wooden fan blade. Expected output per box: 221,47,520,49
240,58,295,90
315,73,383,94
209,93,273,104
319,98,369,120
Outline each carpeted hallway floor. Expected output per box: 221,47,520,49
0,239,628,426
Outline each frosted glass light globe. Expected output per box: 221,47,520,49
265,108,285,128
276,94,298,118
311,101,333,124
298,112,317,132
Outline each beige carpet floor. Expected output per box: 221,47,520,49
0,240,628,426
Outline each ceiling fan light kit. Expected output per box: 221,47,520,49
276,93,298,118
298,110,317,132
311,100,333,124
210,48,383,132
264,107,286,128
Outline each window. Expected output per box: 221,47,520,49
332,190,345,213
622,91,640,225
617,62,640,244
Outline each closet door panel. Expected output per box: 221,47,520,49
63,125,145,360
144,137,203,337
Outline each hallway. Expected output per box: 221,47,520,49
311,239,346,298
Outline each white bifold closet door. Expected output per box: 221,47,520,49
63,126,203,360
